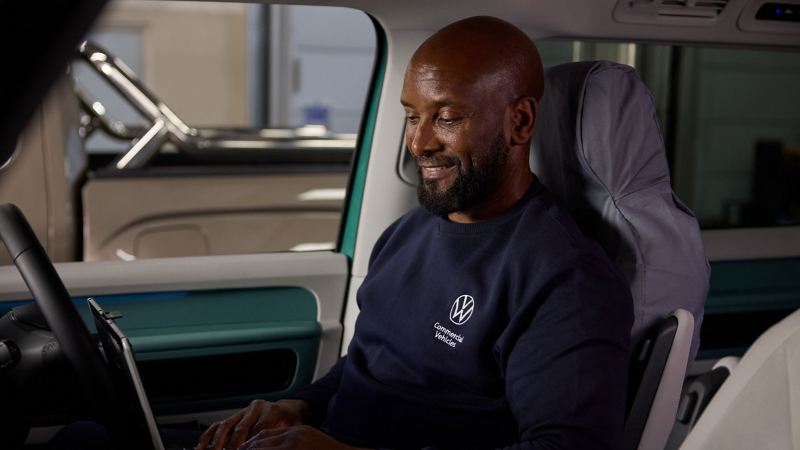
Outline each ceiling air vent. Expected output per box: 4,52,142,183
659,0,729,18
614,0,730,25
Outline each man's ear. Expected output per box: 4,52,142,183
509,97,537,146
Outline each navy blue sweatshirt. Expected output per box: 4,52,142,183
290,181,633,449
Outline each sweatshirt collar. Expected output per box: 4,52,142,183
434,178,544,235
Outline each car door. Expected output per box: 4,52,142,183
0,1,387,438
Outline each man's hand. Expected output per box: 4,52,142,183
238,425,371,450
196,399,310,450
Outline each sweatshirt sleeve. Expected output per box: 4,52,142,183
284,218,404,426
285,356,346,426
495,253,633,450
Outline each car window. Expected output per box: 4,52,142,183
537,40,800,229
0,1,378,264
73,2,376,157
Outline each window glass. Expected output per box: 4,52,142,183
0,1,377,265
536,40,800,229
74,2,376,156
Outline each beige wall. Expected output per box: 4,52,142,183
96,0,249,127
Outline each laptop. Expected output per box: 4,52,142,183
89,298,192,450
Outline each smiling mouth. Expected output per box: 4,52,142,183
416,155,459,182
419,164,457,180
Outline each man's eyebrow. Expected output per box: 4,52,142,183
433,99,457,108
400,99,460,108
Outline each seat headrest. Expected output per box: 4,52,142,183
532,61,709,359
535,61,670,199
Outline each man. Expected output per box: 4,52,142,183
198,16,632,450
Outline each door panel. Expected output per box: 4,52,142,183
75,287,319,415
0,252,347,416
82,173,348,260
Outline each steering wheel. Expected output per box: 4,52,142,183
0,204,119,431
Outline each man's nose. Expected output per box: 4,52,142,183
408,120,440,157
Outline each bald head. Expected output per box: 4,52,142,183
400,16,542,223
410,16,544,103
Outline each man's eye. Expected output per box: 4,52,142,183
406,116,419,125
438,117,460,126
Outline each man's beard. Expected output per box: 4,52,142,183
416,134,508,218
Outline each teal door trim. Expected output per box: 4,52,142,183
339,16,388,259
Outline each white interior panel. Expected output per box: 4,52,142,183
0,251,348,378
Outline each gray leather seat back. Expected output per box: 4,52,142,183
531,60,709,359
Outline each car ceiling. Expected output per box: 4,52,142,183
263,0,800,48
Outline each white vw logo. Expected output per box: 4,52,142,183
450,294,475,325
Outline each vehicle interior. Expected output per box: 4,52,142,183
1,0,799,448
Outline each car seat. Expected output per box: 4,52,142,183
531,60,710,450
664,355,739,448
678,308,800,450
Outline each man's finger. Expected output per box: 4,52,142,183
196,422,219,450
227,416,255,448
210,414,244,450
228,425,252,450
251,412,290,435
240,428,292,450
228,401,264,448
254,427,293,438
